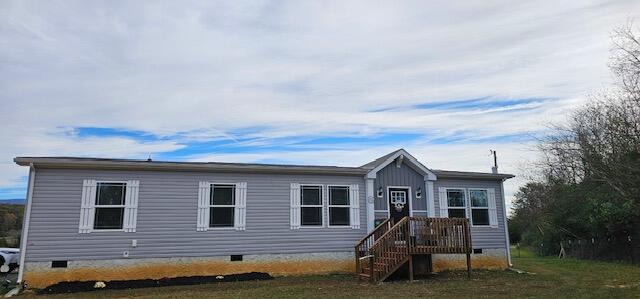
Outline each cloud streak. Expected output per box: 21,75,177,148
1,0,639,210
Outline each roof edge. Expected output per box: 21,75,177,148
432,169,515,180
14,157,368,175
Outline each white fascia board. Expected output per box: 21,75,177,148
366,149,437,181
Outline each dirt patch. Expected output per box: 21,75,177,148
37,272,273,295
432,256,507,271
24,259,353,288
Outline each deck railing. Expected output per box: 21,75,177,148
354,218,394,277
408,217,472,254
355,216,472,283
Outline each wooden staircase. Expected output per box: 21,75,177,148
355,216,472,283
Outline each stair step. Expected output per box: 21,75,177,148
361,267,384,273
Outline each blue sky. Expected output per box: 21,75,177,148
1,1,639,208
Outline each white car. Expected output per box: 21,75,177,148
0,248,19,273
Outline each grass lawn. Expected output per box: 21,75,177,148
16,248,640,298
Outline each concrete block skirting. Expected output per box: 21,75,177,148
22,252,354,288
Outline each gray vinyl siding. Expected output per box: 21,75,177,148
434,179,507,249
372,160,507,250
373,162,427,211
374,211,388,221
26,168,366,262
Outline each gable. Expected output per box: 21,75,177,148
377,160,425,186
365,149,437,181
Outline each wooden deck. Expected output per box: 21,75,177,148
355,216,472,283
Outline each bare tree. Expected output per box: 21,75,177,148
513,24,640,260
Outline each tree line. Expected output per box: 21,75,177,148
509,24,640,263
0,204,23,248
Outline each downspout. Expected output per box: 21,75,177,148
17,163,35,284
500,178,512,267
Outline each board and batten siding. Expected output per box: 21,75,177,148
434,179,507,249
372,160,507,249
26,168,366,262
373,162,427,211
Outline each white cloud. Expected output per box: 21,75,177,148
1,0,638,200
0,125,182,186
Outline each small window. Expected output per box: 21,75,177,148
94,183,126,230
473,248,483,254
301,186,322,226
470,189,489,226
230,255,243,261
329,186,350,226
210,185,235,227
446,189,466,219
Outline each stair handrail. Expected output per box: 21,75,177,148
371,216,409,248
355,218,395,277
367,216,412,282
355,218,394,246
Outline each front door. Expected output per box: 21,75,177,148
388,188,409,223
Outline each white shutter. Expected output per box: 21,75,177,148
123,180,140,232
323,185,328,227
290,183,301,229
488,188,498,228
234,182,247,231
349,184,360,229
197,182,211,231
79,179,97,233
438,187,448,218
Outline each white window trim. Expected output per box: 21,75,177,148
444,188,467,220
93,181,128,232
327,185,351,228
469,188,491,227
208,183,238,229
79,180,139,234
443,187,495,228
300,184,325,228
385,186,413,219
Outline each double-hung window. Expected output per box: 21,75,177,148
301,185,323,227
290,183,359,229
446,189,466,219
79,180,139,233
328,186,350,226
469,189,490,226
439,187,497,227
210,184,235,228
197,181,246,231
94,182,127,230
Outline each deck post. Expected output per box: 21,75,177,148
465,219,472,279
406,217,413,282
466,253,471,279
369,255,374,283
355,246,360,279
408,256,414,282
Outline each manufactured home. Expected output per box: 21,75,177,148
14,149,513,287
